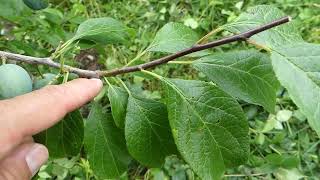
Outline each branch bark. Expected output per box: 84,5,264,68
0,16,290,78
0,51,100,77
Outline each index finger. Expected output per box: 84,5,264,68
0,78,102,137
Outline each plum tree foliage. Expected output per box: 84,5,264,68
0,1,319,179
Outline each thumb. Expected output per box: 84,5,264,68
0,143,48,180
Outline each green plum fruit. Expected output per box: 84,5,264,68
23,0,49,10
0,64,33,100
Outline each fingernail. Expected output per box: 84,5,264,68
90,78,103,88
25,144,49,176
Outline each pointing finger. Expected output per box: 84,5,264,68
0,78,102,159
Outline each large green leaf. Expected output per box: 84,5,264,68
125,95,177,167
72,17,130,45
34,110,84,158
23,0,48,10
0,0,29,20
148,22,209,57
84,103,131,179
161,78,249,179
224,5,303,49
271,43,320,136
193,50,279,112
108,85,129,129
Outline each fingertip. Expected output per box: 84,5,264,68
25,144,48,177
89,78,103,89
67,78,103,93
57,78,103,112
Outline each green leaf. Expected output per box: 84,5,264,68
23,0,48,10
148,168,168,180
0,0,29,20
276,110,292,122
42,8,64,24
34,110,84,158
271,43,320,136
148,23,209,57
266,154,299,169
84,103,131,179
72,17,130,45
274,168,305,180
193,50,279,112
125,95,177,167
108,85,129,129
161,78,249,179
224,5,303,49
262,115,277,133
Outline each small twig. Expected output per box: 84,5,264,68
125,49,148,67
62,71,70,83
141,69,163,80
168,61,193,65
99,16,290,77
0,52,100,78
36,66,44,78
1,54,6,65
269,145,282,155
0,16,291,78
48,74,61,85
116,77,131,95
246,39,272,52
196,27,223,44
224,173,267,177
104,77,112,86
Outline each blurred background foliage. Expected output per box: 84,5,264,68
0,0,319,179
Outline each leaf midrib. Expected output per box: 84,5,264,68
274,51,320,87
196,62,275,90
130,97,170,156
98,114,120,176
164,79,243,170
196,62,274,109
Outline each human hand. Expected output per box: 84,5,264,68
0,78,102,179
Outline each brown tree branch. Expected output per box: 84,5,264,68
0,51,99,77
0,16,290,78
